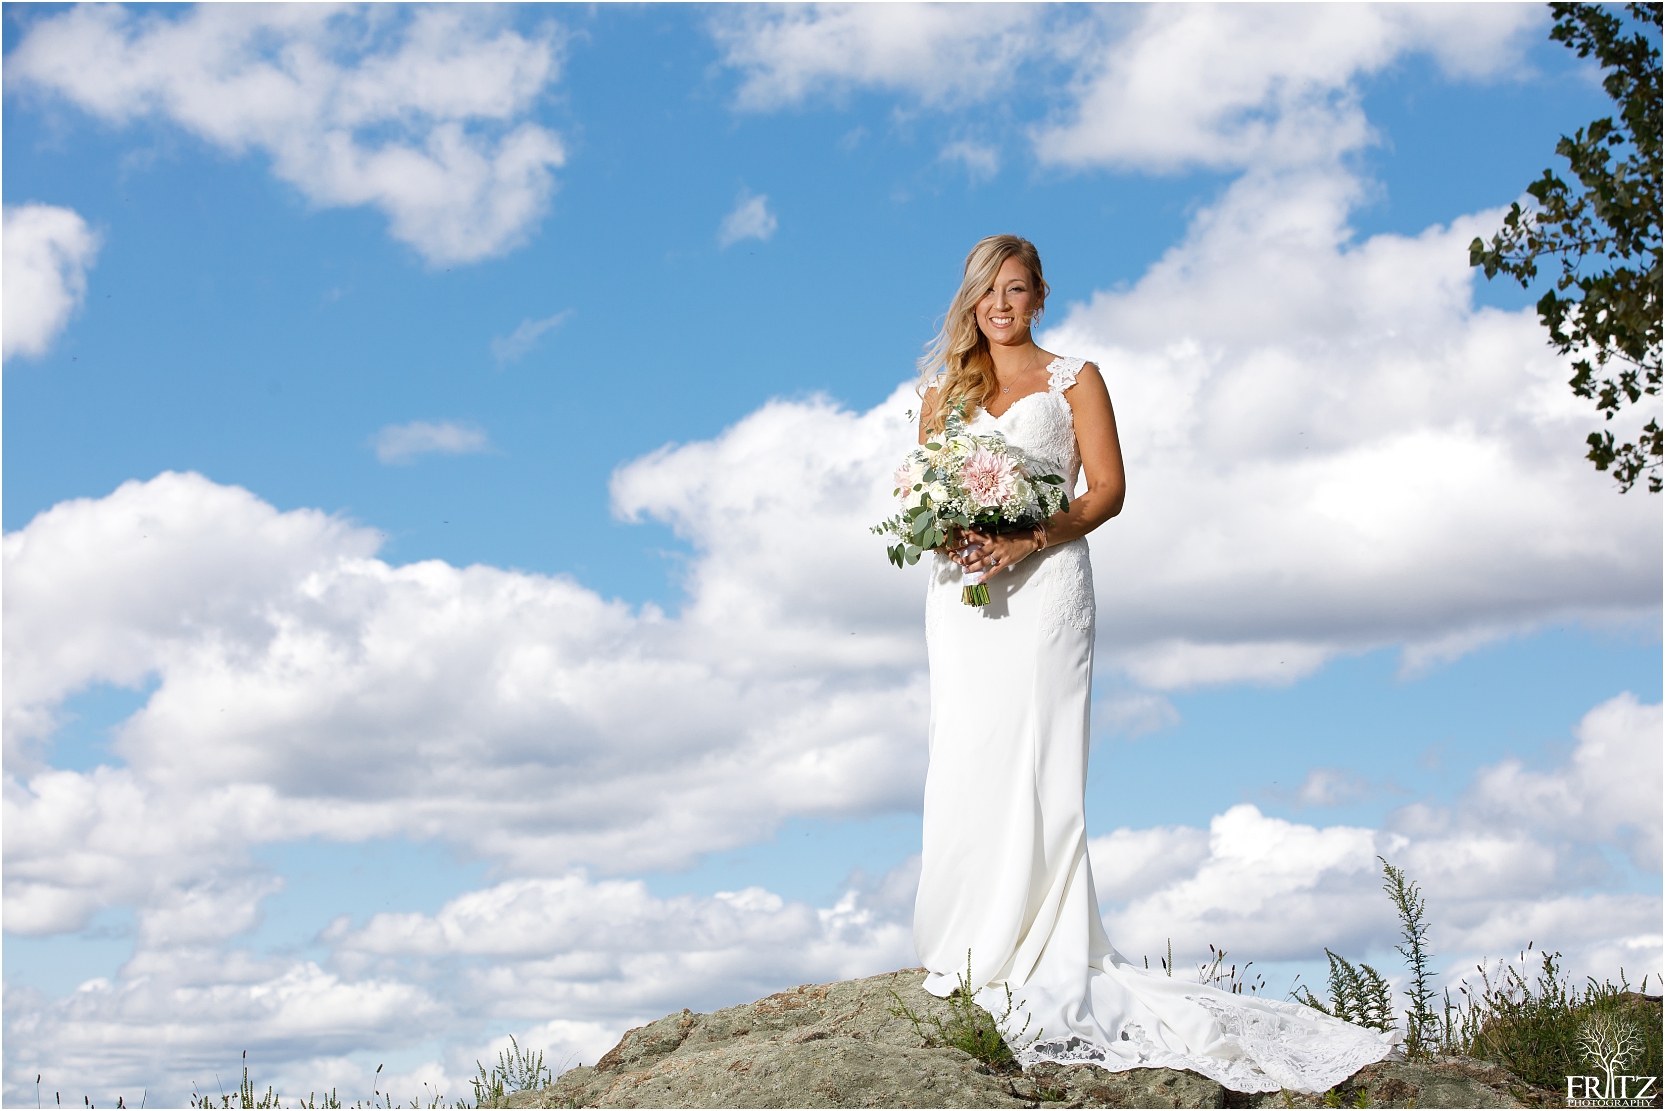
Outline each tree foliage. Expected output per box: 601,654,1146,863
1470,2,1662,493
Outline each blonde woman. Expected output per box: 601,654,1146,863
911,235,1395,1093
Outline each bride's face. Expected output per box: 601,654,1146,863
976,256,1038,347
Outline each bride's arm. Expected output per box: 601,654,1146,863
1041,361,1126,543
965,362,1125,577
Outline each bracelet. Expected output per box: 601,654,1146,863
1033,523,1048,552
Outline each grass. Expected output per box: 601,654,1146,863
174,1039,551,1109
1431,946,1662,1092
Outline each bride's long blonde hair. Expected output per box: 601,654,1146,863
918,234,1049,434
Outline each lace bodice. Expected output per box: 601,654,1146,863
965,356,1084,490
924,355,1093,642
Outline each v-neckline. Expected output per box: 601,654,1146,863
982,357,1063,420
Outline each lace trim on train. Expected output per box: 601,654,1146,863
1012,994,1393,1094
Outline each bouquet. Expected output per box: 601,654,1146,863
873,403,1069,605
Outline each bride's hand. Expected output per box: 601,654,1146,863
933,526,966,554
958,528,1042,579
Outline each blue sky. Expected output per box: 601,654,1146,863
4,4,1661,1106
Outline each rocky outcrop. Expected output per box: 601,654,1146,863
505,968,1560,1109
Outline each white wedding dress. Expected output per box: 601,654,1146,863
913,356,1397,1094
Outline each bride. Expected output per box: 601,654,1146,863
911,235,1396,1094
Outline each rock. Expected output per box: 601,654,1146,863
504,969,1558,1109
1221,1055,1564,1108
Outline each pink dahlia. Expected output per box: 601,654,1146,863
959,446,1016,509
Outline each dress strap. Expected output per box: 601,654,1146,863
1047,356,1086,394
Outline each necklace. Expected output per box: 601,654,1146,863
1000,348,1046,393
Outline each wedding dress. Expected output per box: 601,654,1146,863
913,356,1396,1094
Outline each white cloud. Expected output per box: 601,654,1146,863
1294,768,1375,809
711,4,1540,173
2,204,101,361
491,309,571,363
1040,164,1660,688
1095,689,1181,738
7,6,566,265
939,139,999,181
2,455,1654,1101
717,190,778,248
372,420,492,464
1032,5,1541,172
6,863,916,1106
1090,694,1663,979
711,4,1046,111
9,687,1654,1104
3,425,929,933
1457,692,1662,873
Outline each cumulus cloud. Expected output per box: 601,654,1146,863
372,420,492,464
1292,768,1376,809
491,309,572,363
1447,692,1662,874
2,455,1654,1101
711,4,1540,172
7,6,566,265
1040,164,1660,688
717,190,778,248
939,139,1000,181
3,418,928,931
1032,5,1541,171
9,686,1655,1104
2,204,101,361
1090,693,1663,982
7,864,916,1106
711,4,1046,111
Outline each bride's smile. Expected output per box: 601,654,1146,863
976,258,1038,348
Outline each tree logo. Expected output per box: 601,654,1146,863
1566,1010,1657,1107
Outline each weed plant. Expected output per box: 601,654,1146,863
1194,943,1267,996
1433,947,1662,1091
470,1036,550,1108
186,1054,468,1109
1380,858,1438,1055
889,949,1035,1069
1296,949,1395,1032
1303,858,1663,1098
